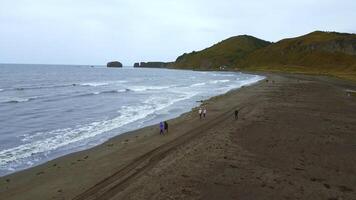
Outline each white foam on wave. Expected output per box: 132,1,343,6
80,82,110,87
0,91,196,171
191,82,206,87
212,73,235,77
241,75,265,85
80,80,128,87
127,85,173,92
0,96,39,104
221,75,265,93
78,88,131,97
209,79,231,84
0,89,3,92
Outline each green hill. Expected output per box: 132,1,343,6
171,31,356,81
171,35,271,69
239,31,356,80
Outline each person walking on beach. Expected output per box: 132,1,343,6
203,107,207,118
234,109,239,120
164,121,168,133
159,122,164,135
198,107,202,119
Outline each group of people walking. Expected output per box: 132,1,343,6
198,107,207,119
159,121,168,135
158,107,240,135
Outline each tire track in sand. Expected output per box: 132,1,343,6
72,108,241,200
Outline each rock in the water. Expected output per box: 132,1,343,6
107,61,123,68
133,62,140,68
137,62,170,68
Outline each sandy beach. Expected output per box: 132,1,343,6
1,73,356,200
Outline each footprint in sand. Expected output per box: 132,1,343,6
323,183,330,189
310,177,324,182
36,171,44,175
338,185,353,192
229,164,238,168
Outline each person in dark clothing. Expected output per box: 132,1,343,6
159,122,164,135
164,121,168,133
234,110,239,120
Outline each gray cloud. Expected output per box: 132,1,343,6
0,0,355,65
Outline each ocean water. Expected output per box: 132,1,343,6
0,64,264,176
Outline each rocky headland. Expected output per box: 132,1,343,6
133,62,171,68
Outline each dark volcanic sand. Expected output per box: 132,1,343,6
1,74,355,200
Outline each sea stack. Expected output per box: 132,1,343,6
133,63,140,68
107,61,123,68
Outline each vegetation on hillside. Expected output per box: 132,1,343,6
239,31,356,80
171,35,271,69
171,31,356,81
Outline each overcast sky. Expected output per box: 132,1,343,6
1,0,355,65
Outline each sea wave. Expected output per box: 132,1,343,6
79,82,110,87
222,75,265,92
209,79,231,84
127,85,174,92
191,82,206,87
13,84,75,91
75,89,130,97
0,96,39,104
79,80,128,87
2,86,131,104
212,73,235,77
101,89,129,94
8,80,127,91
0,92,196,170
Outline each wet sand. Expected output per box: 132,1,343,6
0,73,356,200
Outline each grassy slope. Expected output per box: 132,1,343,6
238,31,356,81
171,31,356,81
172,35,271,69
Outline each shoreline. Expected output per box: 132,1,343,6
0,68,262,177
0,70,264,178
1,72,356,199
